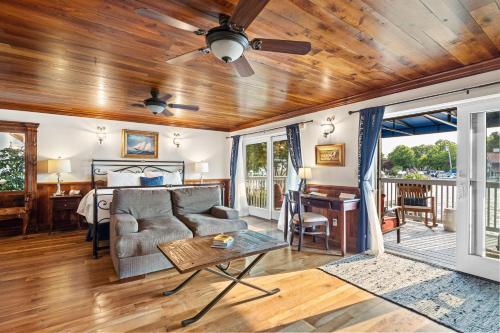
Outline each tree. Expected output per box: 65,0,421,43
388,145,415,170
0,146,24,191
425,139,456,171
246,143,267,176
487,131,499,152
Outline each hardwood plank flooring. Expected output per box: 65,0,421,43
0,218,450,332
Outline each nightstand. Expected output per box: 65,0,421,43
48,194,82,234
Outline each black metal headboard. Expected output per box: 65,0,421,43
91,159,185,188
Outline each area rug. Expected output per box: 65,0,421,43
319,253,500,333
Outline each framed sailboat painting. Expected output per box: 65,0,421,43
121,129,159,159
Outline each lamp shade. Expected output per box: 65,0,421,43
210,39,244,63
195,162,209,173
47,159,71,174
298,167,312,180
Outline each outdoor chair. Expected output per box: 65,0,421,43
397,184,437,228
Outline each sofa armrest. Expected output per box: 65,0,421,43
113,213,139,236
210,206,239,220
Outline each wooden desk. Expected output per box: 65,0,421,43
284,194,360,256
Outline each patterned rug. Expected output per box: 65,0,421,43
319,253,500,333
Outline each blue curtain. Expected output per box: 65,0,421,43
286,124,303,173
357,106,385,252
229,135,241,208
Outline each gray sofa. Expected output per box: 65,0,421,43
110,186,247,279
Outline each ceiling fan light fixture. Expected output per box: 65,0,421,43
206,30,249,63
210,39,244,63
145,101,166,115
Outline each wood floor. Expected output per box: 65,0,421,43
0,218,450,332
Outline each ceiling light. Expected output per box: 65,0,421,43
146,104,165,114
206,30,249,63
210,39,244,63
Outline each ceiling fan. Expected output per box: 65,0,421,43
135,0,311,77
131,88,199,116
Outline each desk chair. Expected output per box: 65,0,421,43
288,190,329,251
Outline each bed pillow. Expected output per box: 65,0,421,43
140,176,164,187
145,171,182,185
107,171,143,187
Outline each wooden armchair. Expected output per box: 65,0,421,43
0,193,33,238
397,184,437,228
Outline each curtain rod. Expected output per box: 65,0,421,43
348,80,500,115
226,120,313,139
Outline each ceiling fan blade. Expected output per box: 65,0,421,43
167,104,199,111
161,109,175,117
166,48,209,65
251,39,311,55
135,8,205,34
231,55,255,77
229,0,271,30
131,103,145,108
159,93,172,101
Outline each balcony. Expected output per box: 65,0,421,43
381,177,499,269
245,176,287,210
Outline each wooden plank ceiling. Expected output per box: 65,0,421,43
0,0,499,132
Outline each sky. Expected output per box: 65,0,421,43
382,131,457,155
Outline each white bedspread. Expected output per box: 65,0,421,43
77,189,114,224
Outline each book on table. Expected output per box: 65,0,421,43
212,234,234,248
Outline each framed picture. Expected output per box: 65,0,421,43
121,129,159,159
315,144,345,166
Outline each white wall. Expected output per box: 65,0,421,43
0,110,229,182
230,70,500,188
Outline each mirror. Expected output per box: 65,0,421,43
0,132,25,192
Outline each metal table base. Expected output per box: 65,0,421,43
163,253,280,327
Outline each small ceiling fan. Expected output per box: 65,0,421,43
131,88,199,116
135,0,311,77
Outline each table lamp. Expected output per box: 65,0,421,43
298,167,312,192
47,158,71,196
195,162,209,183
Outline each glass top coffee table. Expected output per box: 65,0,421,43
158,230,288,326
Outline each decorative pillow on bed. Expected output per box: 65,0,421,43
140,176,164,187
145,171,182,185
107,171,143,187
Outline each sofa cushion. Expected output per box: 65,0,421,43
115,215,193,259
111,189,173,219
210,206,239,220
113,214,139,236
178,213,247,236
171,186,221,215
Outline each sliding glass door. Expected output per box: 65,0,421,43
456,98,500,281
244,135,288,220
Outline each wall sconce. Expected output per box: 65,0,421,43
96,126,107,144
321,116,335,138
172,132,181,148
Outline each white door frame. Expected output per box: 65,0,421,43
243,133,287,220
244,136,271,219
456,97,500,281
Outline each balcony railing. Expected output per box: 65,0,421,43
246,176,287,209
380,178,499,232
